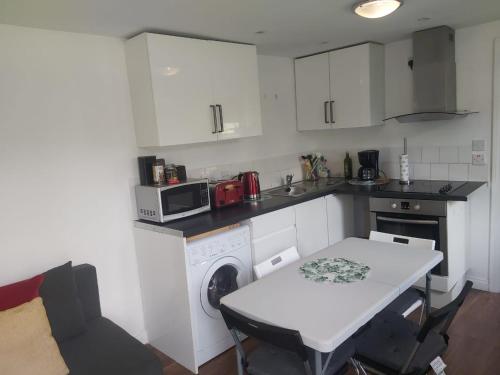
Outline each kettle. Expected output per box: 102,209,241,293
238,171,261,200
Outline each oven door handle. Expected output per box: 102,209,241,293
377,216,439,225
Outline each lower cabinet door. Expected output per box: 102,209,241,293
326,194,354,245
295,197,329,257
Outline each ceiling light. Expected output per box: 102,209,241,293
354,0,402,19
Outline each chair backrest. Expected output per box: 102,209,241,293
369,231,435,250
253,246,300,279
401,280,473,374
220,304,309,363
417,280,473,344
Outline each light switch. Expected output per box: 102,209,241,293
472,139,486,152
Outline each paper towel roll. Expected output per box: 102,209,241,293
399,154,410,184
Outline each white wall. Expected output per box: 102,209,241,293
0,24,147,340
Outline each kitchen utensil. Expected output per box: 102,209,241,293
210,180,244,208
238,171,261,200
357,150,379,181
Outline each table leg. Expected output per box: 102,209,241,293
425,271,432,318
315,350,323,375
236,349,243,375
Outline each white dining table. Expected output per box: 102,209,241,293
220,237,443,375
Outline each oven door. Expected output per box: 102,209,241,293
160,182,209,220
370,212,448,276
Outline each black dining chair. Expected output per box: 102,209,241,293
354,280,473,375
220,304,355,375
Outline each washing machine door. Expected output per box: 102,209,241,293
201,256,249,319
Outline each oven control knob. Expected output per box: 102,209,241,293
391,203,397,209
414,204,421,211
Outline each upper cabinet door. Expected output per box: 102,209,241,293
295,53,332,131
209,41,262,141
145,34,218,146
329,43,385,129
126,33,262,147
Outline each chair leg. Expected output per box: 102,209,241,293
350,358,360,375
236,349,244,375
419,300,425,325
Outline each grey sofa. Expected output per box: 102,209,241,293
54,264,163,375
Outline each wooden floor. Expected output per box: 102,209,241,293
150,289,500,375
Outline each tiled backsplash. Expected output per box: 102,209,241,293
185,144,488,190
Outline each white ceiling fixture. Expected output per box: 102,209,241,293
354,0,403,19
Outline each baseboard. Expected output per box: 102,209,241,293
466,275,489,291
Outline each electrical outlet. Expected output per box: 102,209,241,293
472,152,486,165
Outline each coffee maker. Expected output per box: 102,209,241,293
357,150,379,181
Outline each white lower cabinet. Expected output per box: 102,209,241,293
326,194,354,245
294,197,329,257
248,193,353,263
247,207,297,265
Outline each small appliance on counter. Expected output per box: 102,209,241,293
209,180,244,208
238,171,261,201
137,156,188,185
357,150,379,181
135,179,210,223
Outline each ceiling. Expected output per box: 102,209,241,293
1,0,500,56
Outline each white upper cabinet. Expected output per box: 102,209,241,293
295,43,385,131
209,41,262,141
294,52,331,130
125,33,262,147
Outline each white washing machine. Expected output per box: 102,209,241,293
187,225,252,371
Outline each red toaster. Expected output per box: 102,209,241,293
210,180,244,208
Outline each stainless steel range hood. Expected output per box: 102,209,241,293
386,26,477,123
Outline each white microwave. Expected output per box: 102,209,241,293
135,179,210,223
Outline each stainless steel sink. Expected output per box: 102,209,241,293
267,185,307,197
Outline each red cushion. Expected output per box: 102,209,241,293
0,274,45,311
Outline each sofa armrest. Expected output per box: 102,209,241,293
73,264,101,321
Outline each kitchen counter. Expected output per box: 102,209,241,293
137,178,486,237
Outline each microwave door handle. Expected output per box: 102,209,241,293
377,216,439,225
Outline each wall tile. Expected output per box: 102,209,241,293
469,165,489,181
422,146,440,163
408,146,422,163
381,162,400,179
387,147,404,164
449,164,469,181
430,164,449,180
439,146,459,163
413,163,431,180
459,145,473,164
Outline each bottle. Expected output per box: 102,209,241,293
152,159,165,185
344,152,353,180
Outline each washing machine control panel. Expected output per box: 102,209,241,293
188,229,250,265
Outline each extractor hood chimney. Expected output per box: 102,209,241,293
386,26,476,123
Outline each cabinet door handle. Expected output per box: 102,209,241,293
210,105,218,133
324,101,329,124
330,101,335,124
216,104,224,133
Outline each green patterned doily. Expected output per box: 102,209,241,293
299,257,370,284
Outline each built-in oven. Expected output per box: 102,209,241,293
369,197,448,276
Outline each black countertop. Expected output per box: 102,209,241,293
138,178,486,237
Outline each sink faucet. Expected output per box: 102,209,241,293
285,174,293,189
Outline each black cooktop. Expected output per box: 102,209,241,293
378,180,468,195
